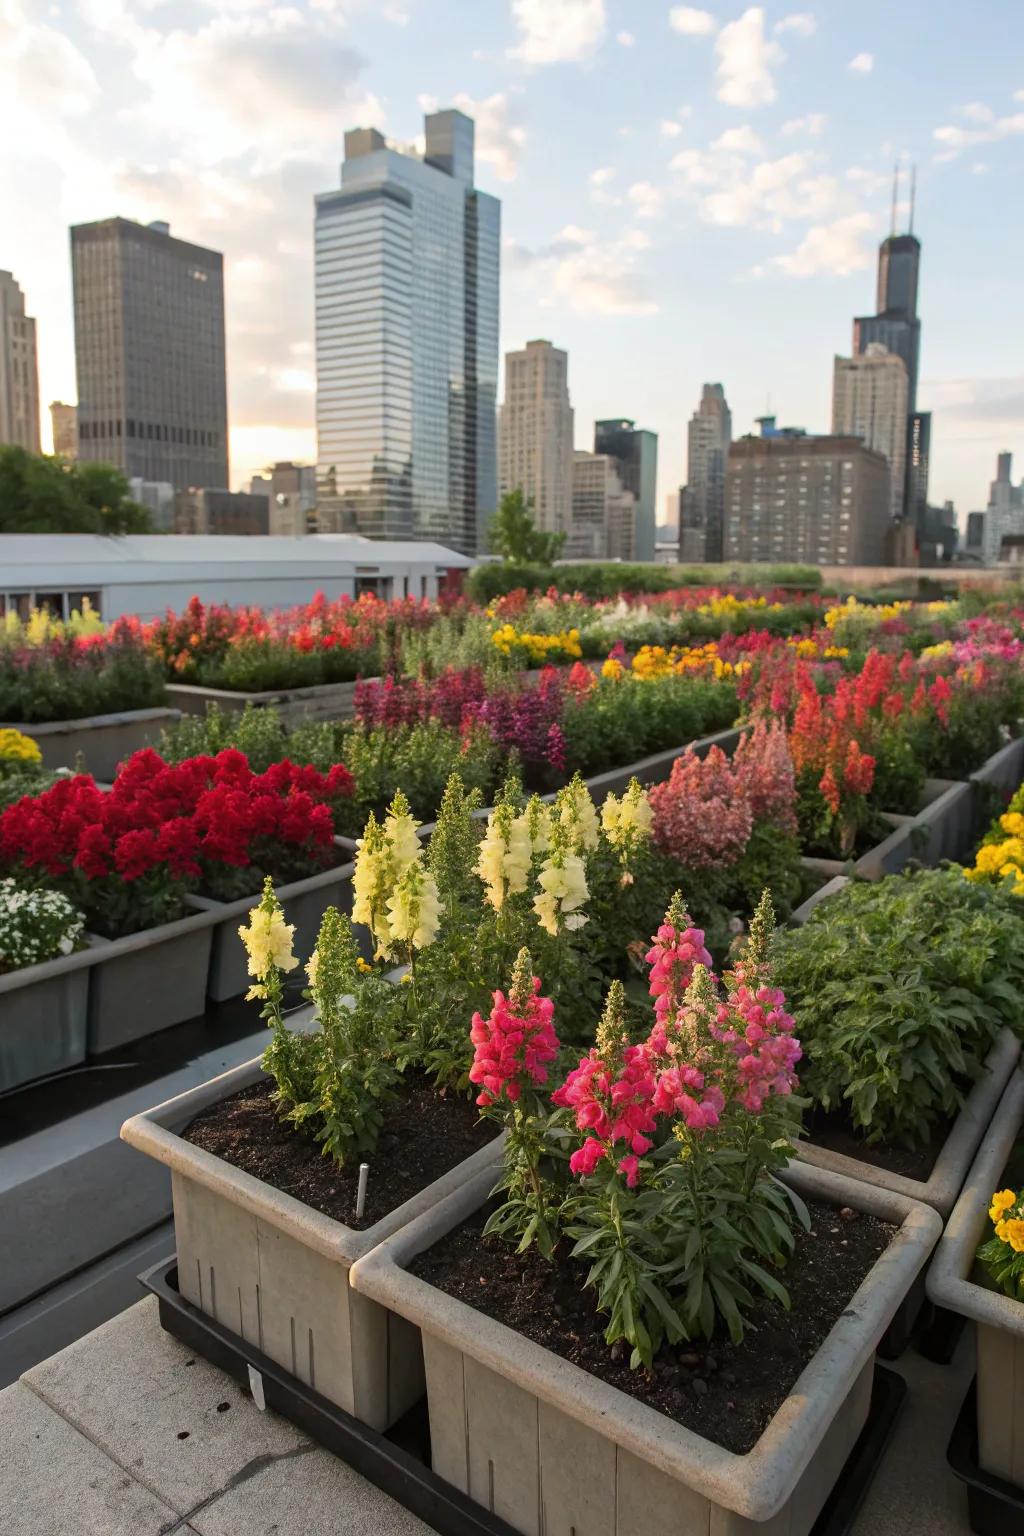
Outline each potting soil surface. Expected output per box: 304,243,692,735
182,1073,494,1230
411,1196,896,1455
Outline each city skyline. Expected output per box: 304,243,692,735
1,1,1021,521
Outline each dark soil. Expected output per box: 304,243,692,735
182,1074,495,1231
805,1104,953,1183
411,1197,895,1456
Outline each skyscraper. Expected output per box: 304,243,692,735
499,340,573,539
831,345,908,526
593,419,657,561
680,383,731,562
315,109,500,555
71,218,228,490
50,401,78,460
568,451,636,561
851,170,926,528
0,271,40,453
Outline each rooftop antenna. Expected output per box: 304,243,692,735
890,160,900,235
908,164,917,235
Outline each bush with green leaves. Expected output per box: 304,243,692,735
771,869,1024,1146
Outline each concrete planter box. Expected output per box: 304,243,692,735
798,1028,1020,1220
1,707,180,780
350,1161,939,1536
854,776,975,879
86,909,214,1054
188,857,357,1003
927,1069,1024,1488
789,871,848,927
121,1058,504,1432
165,678,377,727
0,939,106,1092
970,734,1024,805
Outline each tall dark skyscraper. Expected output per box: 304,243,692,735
72,218,228,491
593,419,657,561
852,170,926,528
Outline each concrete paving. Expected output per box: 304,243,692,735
0,1294,975,1536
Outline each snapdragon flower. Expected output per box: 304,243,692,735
238,877,298,1000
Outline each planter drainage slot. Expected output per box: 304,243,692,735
142,1256,905,1536
948,1378,1024,1536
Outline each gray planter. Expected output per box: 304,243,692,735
969,734,1024,799
120,1059,504,1432
1,707,181,780
855,777,975,878
789,871,848,926
86,910,214,1055
165,678,377,727
926,1069,1024,1488
798,1028,1021,1218
0,937,108,1093
187,859,357,1003
350,1161,939,1536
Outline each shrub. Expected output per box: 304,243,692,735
0,628,165,724
771,870,1024,1146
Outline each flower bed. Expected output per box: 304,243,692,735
926,1070,1024,1490
772,870,1024,1216
1,614,166,729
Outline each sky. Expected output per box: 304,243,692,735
2,0,1022,525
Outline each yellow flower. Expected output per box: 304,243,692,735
477,804,533,911
238,902,298,983
1002,1218,1024,1253
601,656,624,680
533,845,589,936
556,774,599,852
1000,812,1024,838
602,778,653,853
990,1189,1017,1224
386,862,441,951
0,728,42,762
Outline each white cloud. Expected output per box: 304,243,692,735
775,12,816,36
627,180,665,218
508,0,605,64
712,124,762,154
417,92,439,113
933,109,1024,155
507,224,658,315
451,91,526,181
959,102,995,124
668,7,716,37
1016,89,1024,104
972,161,991,175
848,52,874,74
775,211,874,276
782,113,826,136
616,29,635,45
589,166,616,185
715,8,785,108
660,118,684,137
670,142,842,228
678,103,694,118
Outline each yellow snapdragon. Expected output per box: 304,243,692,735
237,880,298,1000
386,860,442,952
0,728,42,763
476,801,532,911
533,842,589,936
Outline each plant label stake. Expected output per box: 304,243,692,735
356,1163,369,1222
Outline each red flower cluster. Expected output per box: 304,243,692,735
0,748,355,892
469,975,559,1107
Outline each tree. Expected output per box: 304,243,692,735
487,488,565,564
0,446,152,534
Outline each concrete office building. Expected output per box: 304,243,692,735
831,345,908,526
594,419,657,562
973,452,1024,565
568,451,636,561
50,401,78,460
249,462,317,536
71,218,228,490
173,489,270,537
680,383,731,562
0,272,40,453
315,109,500,555
499,340,573,538
725,431,891,567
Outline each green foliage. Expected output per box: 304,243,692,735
337,720,506,830
467,560,824,604
487,488,566,564
0,760,60,812
560,675,738,777
0,632,165,724
0,446,151,534
771,869,1024,1146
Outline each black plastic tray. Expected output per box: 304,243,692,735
948,1376,1024,1536
142,1257,905,1536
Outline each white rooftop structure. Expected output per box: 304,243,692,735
0,534,473,621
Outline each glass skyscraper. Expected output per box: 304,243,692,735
71,219,228,490
315,109,500,555
593,419,658,562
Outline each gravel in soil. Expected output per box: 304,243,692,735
182,1074,496,1231
805,1103,953,1183
411,1197,895,1456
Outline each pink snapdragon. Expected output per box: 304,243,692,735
469,976,559,1107
645,902,712,1024
552,1041,659,1187
649,746,754,869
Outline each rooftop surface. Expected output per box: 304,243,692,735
0,1294,973,1536
0,533,475,576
